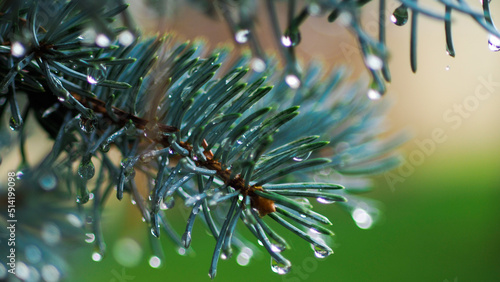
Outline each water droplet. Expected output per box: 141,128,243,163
150,227,159,237
316,197,335,204
270,258,291,275
285,74,301,89
281,35,293,47
312,244,332,258
0,263,6,279
41,265,60,282
365,54,383,70
16,170,25,179
25,245,42,264
39,173,57,191
391,5,408,26
41,223,61,245
284,29,301,47
95,34,110,47
92,252,103,262
251,58,266,72
445,65,450,71
307,3,322,16
177,247,187,256
113,237,143,267
88,193,94,200
16,262,30,280
235,29,250,43
11,41,26,57
149,256,161,268
85,233,96,243
9,116,22,131
78,160,95,180
367,89,381,100
292,151,312,162
100,143,110,152
66,213,83,227
118,30,135,46
352,207,374,229
271,243,285,253
87,64,106,85
236,247,253,266
79,118,96,133
76,194,89,204
160,196,175,210
295,198,310,206
488,34,500,52
86,215,94,224
181,231,192,248
337,12,352,26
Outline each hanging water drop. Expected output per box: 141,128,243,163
177,247,187,256
85,233,96,243
367,89,382,100
285,74,301,89
270,258,291,275
488,34,500,52
100,143,110,153
281,35,293,47
92,252,103,262
270,243,285,253
283,29,301,47
312,244,332,258
149,256,161,268
11,41,26,57
9,116,22,131
79,117,96,133
235,29,250,43
16,170,25,179
76,194,89,204
78,160,95,180
391,5,408,26
87,64,107,85
160,196,175,210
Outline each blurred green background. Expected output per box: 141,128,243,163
34,1,500,281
